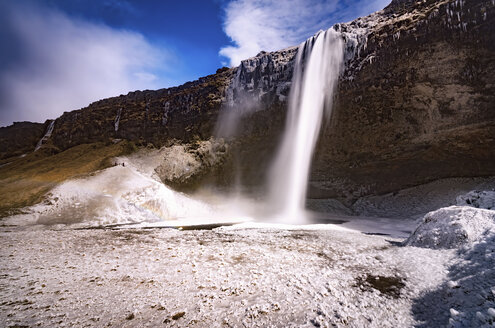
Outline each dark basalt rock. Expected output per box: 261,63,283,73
49,68,234,150
311,0,495,200
0,121,46,160
214,0,495,201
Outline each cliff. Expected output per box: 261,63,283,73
313,0,495,199
0,121,45,160
0,0,494,204
207,0,495,200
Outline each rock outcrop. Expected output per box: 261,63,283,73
456,190,495,209
154,138,230,191
214,0,495,201
0,0,494,202
312,0,495,200
0,121,46,160
50,67,233,150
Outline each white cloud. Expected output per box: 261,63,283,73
0,3,171,126
219,0,391,67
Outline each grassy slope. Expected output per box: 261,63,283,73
0,141,136,218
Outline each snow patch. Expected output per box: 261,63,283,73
0,226,451,327
352,177,495,219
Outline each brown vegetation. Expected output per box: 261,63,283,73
0,141,135,218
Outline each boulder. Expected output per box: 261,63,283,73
154,139,230,191
405,205,495,249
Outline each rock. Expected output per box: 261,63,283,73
154,302,166,311
447,280,458,289
305,198,353,216
0,121,46,159
219,0,495,199
456,190,495,210
476,311,486,322
154,138,229,191
311,0,495,200
171,311,185,320
126,312,135,320
487,308,495,318
34,68,232,152
449,308,459,317
405,206,495,249
223,46,296,108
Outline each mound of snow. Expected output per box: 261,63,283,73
456,190,495,210
5,165,217,227
405,206,495,249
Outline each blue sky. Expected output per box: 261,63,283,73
0,0,390,126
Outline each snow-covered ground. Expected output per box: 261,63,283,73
0,224,452,327
0,150,494,327
1,209,494,327
351,177,495,220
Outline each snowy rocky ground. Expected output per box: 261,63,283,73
0,223,453,328
1,209,494,327
0,149,494,327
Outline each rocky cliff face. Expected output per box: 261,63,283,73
0,68,233,164
313,0,495,200
210,0,495,201
0,121,46,160
50,67,233,150
1,0,494,202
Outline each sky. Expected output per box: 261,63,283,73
0,0,390,126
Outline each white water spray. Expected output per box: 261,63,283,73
269,28,344,223
34,120,55,152
114,108,122,132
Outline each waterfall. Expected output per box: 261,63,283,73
114,108,122,132
269,28,344,223
162,102,170,126
34,120,56,152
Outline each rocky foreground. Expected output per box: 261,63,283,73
0,217,493,328
0,225,453,327
1,187,495,328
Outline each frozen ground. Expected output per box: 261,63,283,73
0,216,494,327
0,223,451,328
0,150,494,327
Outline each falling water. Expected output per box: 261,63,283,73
34,120,56,152
114,108,123,132
269,28,344,223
